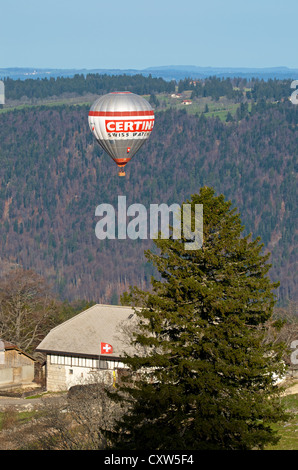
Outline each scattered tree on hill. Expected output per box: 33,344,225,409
0,267,58,352
0,266,99,354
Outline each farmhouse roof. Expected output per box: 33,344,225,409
36,304,137,359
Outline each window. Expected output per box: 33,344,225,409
50,355,58,364
65,356,71,366
78,357,86,367
72,357,79,366
50,354,99,368
92,359,99,368
86,358,93,368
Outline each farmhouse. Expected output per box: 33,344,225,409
0,339,36,390
36,304,137,392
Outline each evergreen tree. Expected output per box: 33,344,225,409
110,187,288,451
226,111,234,122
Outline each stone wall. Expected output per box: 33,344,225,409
46,362,67,392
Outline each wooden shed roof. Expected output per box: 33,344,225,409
0,339,36,361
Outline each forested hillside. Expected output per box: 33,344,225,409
0,78,296,305
3,73,175,100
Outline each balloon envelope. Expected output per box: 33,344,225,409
88,91,155,175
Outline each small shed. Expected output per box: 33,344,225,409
0,339,36,390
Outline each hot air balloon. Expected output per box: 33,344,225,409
88,91,155,176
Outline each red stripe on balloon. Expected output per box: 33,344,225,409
89,110,154,117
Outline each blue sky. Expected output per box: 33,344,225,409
0,0,297,70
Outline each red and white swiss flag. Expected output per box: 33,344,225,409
101,342,113,354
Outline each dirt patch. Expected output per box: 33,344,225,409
281,379,298,396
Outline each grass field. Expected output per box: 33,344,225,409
144,93,242,121
0,91,242,122
1,391,297,449
0,408,39,431
265,393,298,450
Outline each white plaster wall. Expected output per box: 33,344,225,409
46,362,116,392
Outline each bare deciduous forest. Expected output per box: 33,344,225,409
0,75,296,306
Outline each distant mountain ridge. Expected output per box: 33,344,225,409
1,66,298,81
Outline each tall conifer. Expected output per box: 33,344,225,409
111,187,288,450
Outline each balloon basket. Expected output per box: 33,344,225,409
118,170,126,177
